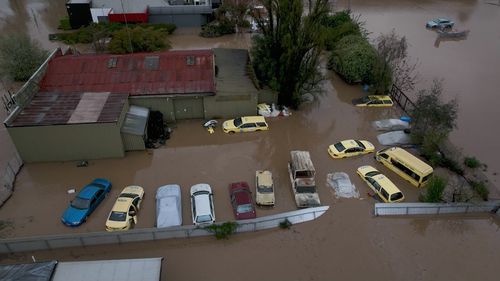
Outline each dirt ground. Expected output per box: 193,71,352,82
1,1,500,281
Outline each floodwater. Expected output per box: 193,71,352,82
1,1,500,280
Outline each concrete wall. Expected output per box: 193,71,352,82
204,94,258,119
7,122,125,163
121,133,145,151
129,97,175,122
149,14,209,27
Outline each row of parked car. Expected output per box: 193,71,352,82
61,171,276,231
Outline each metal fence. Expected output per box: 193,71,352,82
0,206,329,254
0,152,23,207
374,201,500,216
389,84,416,115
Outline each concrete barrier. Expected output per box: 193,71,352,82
0,206,329,254
374,201,500,216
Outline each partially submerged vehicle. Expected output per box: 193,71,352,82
377,130,413,146
255,170,275,206
156,184,182,228
426,18,454,28
352,95,394,107
372,119,410,131
288,151,320,208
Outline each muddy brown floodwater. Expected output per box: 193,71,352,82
1,1,500,280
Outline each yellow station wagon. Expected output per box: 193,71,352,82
357,165,405,203
353,95,394,107
223,116,269,133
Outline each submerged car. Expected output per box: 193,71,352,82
105,185,145,231
356,166,404,203
426,18,454,28
229,182,256,220
222,116,269,133
353,95,393,107
328,139,375,159
156,184,182,228
61,178,112,226
190,184,215,225
255,170,275,206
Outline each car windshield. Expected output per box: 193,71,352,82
391,192,404,201
258,185,273,193
119,193,137,199
109,211,127,221
296,186,317,193
237,204,254,214
334,142,346,152
355,140,365,149
71,197,90,210
360,96,371,103
196,214,212,223
233,117,242,127
366,171,381,177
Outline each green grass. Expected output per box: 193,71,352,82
205,222,238,240
421,176,447,203
470,181,489,201
464,156,481,169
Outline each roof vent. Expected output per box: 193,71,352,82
186,56,195,66
144,56,160,70
107,57,117,68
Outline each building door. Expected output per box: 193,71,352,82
173,97,204,120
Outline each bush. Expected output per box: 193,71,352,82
470,181,489,201
464,156,481,169
140,23,177,34
0,34,48,81
200,21,235,38
108,27,170,54
205,222,238,240
58,17,71,30
279,219,292,229
328,35,378,83
421,176,447,203
322,11,352,28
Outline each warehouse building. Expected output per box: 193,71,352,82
3,47,272,162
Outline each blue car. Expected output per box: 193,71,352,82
426,18,454,29
61,178,112,226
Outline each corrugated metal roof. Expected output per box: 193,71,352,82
9,92,128,127
52,258,162,281
0,261,57,281
39,50,216,96
290,151,316,172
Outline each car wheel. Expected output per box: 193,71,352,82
375,155,381,161
229,131,235,134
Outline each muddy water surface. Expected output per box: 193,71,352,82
1,1,500,280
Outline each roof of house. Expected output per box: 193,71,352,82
8,92,128,127
39,50,216,96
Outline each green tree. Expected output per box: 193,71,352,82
0,34,48,81
108,27,170,54
410,80,458,158
251,0,330,108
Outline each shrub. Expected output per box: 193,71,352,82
58,17,72,30
464,157,481,169
108,27,170,54
200,21,235,38
322,11,352,29
279,219,292,229
205,222,238,240
470,181,489,201
421,176,447,203
140,23,177,34
0,34,48,81
328,35,378,83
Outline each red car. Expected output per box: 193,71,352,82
229,182,256,220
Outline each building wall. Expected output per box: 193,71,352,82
121,133,146,151
8,123,125,163
148,14,209,27
203,94,257,119
129,97,175,122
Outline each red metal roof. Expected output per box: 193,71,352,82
9,92,128,127
39,50,216,96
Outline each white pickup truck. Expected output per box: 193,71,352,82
288,151,321,208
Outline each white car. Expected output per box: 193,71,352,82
190,184,215,225
156,184,182,228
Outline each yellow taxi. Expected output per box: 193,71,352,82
353,95,393,107
328,139,375,158
105,185,145,231
356,165,404,203
255,170,275,206
223,116,269,133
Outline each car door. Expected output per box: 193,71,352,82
366,177,381,194
345,148,357,157
240,123,256,132
230,192,237,214
94,189,105,205
132,196,141,210
128,205,138,224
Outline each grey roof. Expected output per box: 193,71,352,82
121,105,149,136
92,0,212,13
0,261,57,281
214,48,259,97
290,151,315,172
52,258,162,281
